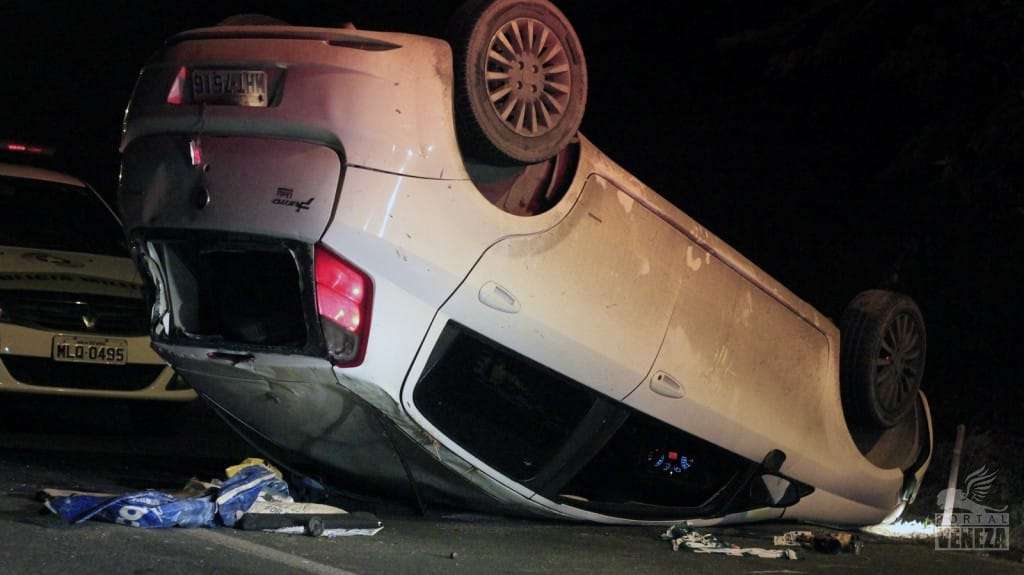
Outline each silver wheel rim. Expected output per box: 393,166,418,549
484,17,571,137
875,311,924,418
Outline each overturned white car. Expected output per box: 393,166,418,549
118,0,931,525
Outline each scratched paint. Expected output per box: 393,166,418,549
686,245,703,271
615,189,635,213
737,289,755,328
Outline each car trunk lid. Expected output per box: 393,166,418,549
120,135,341,243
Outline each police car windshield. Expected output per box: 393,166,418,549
0,176,128,257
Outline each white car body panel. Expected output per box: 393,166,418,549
434,174,682,401
126,28,468,181
122,136,342,243
321,165,582,403
387,141,906,523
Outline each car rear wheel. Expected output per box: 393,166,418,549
449,0,588,164
840,290,927,429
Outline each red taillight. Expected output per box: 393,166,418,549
167,66,187,105
315,244,372,367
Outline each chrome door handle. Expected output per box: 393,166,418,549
650,371,685,398
478,281,521,314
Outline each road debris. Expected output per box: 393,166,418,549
693,547,798,559
773,530,814,547
41,458,381,537
661,525,728,552
239,501,383,537
773,530,863,554
226,457,283,480
660,525,798,559
862,519,937,540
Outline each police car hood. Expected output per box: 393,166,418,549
0,246,144,299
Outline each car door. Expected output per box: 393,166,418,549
433,174,682,401
620,223,895,512
402,174,683,496
624,230,834,465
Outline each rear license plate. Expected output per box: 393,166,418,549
190,69,268,107
52,335,127,365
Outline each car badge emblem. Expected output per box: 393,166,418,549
22,252,85,268
82,315,97,330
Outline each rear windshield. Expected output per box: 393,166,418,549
0,175,128,257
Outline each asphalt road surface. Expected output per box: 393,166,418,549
0,397,1020,575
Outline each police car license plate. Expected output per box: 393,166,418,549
52,335,127,365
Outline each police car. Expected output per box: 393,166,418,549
0,144,192,401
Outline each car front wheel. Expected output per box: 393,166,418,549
840,290,927,429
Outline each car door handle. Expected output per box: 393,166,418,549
478,281,521,314
207,351,255,365
650,371,685,398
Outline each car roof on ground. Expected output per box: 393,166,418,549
0,162,87,188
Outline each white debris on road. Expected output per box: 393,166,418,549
863,519,937,540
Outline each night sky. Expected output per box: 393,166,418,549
1,1,1020,438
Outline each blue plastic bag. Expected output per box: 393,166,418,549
47,464,289,529
46,490,216,528
216,465,288,527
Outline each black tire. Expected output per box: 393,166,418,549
448,0,587,164
840,290,927,429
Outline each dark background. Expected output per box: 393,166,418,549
0,0,1020,441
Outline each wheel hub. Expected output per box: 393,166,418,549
507,53,544,103
875,311,924,417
